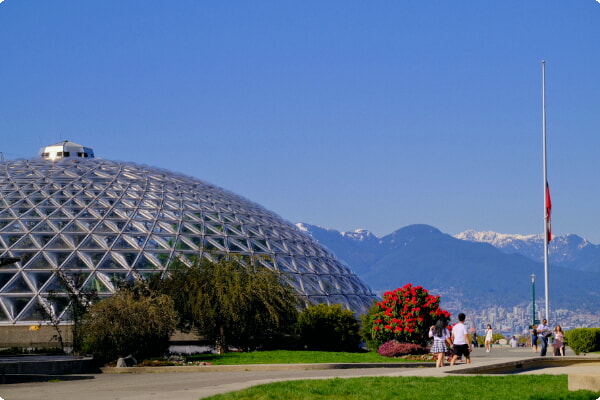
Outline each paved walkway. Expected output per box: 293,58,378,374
0,347,595,400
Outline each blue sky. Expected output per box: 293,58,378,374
1,1,599,242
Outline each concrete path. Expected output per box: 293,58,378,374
0,347,594,400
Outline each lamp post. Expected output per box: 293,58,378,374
531,274,536,326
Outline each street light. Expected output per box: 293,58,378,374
531,274,536,326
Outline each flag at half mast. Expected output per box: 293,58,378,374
545,182,552,242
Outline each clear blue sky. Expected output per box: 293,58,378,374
1,1,599,242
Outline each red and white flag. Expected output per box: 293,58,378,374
545,182,552,242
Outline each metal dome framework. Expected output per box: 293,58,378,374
0,158,375,325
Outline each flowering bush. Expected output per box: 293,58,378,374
363,283,451,349
377,340,428,358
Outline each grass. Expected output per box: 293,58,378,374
184,350,430,365
202,375,600,400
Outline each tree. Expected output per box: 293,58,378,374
159,256,300,353
362,283,451,349
80,282,177,363
297,303,362,352
40,271,98,354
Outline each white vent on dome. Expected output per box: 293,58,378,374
39,140,95,161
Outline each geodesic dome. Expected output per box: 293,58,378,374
0,151,376,325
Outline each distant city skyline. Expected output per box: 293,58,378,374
2,1,600,242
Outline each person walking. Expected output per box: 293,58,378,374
537,319,550,356
552,325,565,356
429,319,452,367
484,324,493,352
450,313,472,366
530,325,538,352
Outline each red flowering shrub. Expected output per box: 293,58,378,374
377,340,428,357
363,283,451,349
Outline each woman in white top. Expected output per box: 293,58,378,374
485,324,493,352
429,319,452,368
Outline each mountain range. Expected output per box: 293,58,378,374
296,223,600,312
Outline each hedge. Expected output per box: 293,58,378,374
564,328,600,355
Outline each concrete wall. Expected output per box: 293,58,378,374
0,325,66,349
0,325,204,349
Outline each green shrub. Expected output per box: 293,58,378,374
81,284,177,364
297,303,362,352
564,328,600,355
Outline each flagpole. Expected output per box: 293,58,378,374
542,60,550,322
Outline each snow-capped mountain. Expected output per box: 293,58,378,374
296,222,600,311
455,230,600,272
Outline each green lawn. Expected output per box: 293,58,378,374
203,375,600,400
185,350,431,365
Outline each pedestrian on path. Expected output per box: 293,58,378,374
429,319,452,368
450,313,472,366
537,319,550,356
485,324,493,352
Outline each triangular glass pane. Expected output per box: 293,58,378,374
46,235,73,250
4,297,34,320
97,255,128,270
180,223,199,235
0,301,10,322
0,219,12,232
82,273,112,294
71,234,89,247
275,257,296,273
0,220,24,233
55,252,71,267
93,221,119,234
61,222,87,233
44,295,71,320
301,275,324,295
249,239,269,253
87,252,106,267
31,221,57,233
135,254,161,271
0,209,16,219
112,237,137,250
228,238,249,253
153,235,174,249
205,237,226,251
4,273,34,293
49,208,73,219
71,272,92,291
23,272,53,290
79,237,104,250
22,208,44,219
67,253,92,269
42,276,70,294
97,272,129,288
24,253,53,270
0,272,16,290
205,224,224,235
12,235,39,249
111,252,137,268
32,233,57,247
17,300,48,322
145,236,165,250
155,252,171,267
173,239,193,251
